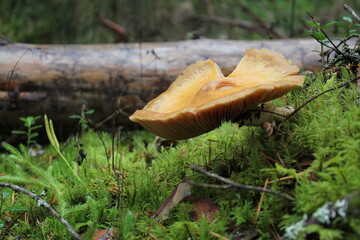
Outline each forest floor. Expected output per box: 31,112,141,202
0,67,359,239
1,1,360,239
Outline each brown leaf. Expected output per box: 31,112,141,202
93,228,116,240
185,197,220,221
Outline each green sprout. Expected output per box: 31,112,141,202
11,116,42,149
44,115,83,185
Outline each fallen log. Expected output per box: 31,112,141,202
0,38,322,141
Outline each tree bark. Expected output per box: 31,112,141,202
0,38,322,140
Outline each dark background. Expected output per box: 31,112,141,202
1,0,358,44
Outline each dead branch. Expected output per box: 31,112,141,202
278,76,360,129
189,165,294,201
253,178,269,225
344,4,360,23
308,12,342,55
99,15,128,42
0,182,82,240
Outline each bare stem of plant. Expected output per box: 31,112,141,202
189,165,294,201
278,76,360,129
308,12,342,55
4,48,31,111
97,132,111,173
111,111,122,219
0,182,82,240
344,4,360,23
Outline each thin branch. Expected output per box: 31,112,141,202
344,4,360,23
209,231,229,240
3,48,31,111
278,76,360,129
111,111,122,220
310,33,334,51
97,132,111,173
0,212,24,239
0,182,82,240
308,12,342,55
324,34,360,64
189,165,294,201
335,34,359,50
253,178,269,225
189,181,232,189
99,15,128,42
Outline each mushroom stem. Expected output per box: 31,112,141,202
233,104,294,127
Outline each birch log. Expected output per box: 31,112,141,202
0,39,322,139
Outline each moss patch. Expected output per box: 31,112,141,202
1,72,359,239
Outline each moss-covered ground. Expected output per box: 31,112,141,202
0,71,359,239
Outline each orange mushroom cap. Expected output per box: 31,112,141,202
129,48,304,140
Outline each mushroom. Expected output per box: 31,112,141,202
129,49,304,140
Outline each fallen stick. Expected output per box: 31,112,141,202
278,76,360,129
190,165,294,201
0,182,82,240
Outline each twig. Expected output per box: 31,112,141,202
111,111,122,220
335,34,359,50
209,231,229,240
3,48,31,111
278,76,360,129
189,165,294,201
310,33,334,51
184,224,194,239
0,182,82,240
308,12,342,55
344,4,360,23
99,15,128,42
189,181,232,190
267,169,313,184
148,231,159,240
325,34,360,64
94,110,120,129
0,212,24,239
253,178,269,225
97,132,111,173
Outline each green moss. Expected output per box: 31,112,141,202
0,71,359,239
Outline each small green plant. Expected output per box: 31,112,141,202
44,115,84,185
69,105,94,130
0,189,13,230
11,116,42,149
0,189,28,237
307,16,359,42
307,12,360,71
